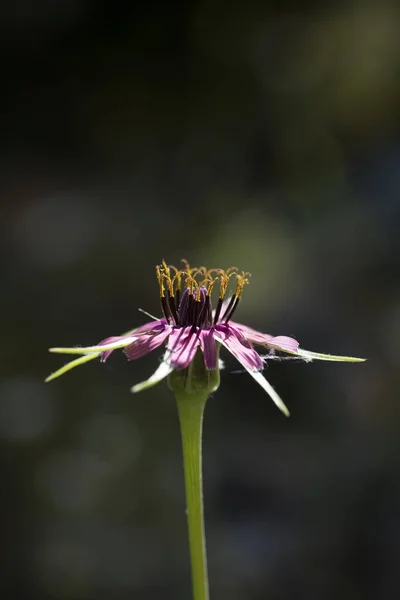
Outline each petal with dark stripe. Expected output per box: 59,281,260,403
214,324,263,371
199,329,217,369
124,328,171,361
168,327,201,370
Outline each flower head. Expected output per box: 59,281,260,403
46,260,365,416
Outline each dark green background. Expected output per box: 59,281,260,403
1,1,399,599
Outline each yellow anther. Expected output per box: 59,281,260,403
234,272,251,298
218,270,237,299
156,265,166,298
181,259,191,273
164,274,174,297
172,271,182,294
218,272,229,299
157,261,250,300
185,275,196,295
206,277,218,296
162,259,170,277
205,268,221,278
190,269,202,281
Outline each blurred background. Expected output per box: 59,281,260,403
1,1,399,598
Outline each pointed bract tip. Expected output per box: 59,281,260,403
45,353,101,383
131,382,147,393
297,349,367,363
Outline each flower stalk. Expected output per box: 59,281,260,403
168,350,220,600
176,391,209,600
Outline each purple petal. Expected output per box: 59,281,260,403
124,328,171,361
98,319,167,362
168,327,200,370
228,322,275,344
98,336,130,362
214,324,263,371
134,318,168,335
230,321,299,353
199,329,217,369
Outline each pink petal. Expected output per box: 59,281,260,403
199,329,217,369
124,328,171,361
228,321,276,345
98,319,167,362
215,324,263,371
230,321,299,353
98,336,131,362
266,335,299,353
134,319,168,335
168,327,200,370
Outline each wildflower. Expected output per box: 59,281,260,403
46,261,365,416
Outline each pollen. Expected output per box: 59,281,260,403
156,260,250,329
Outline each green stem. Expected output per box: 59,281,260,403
176,391,209,600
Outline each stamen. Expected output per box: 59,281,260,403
213,297,223,326
206,277,218,296
205,295,213,327
220,295,236,321
234,272,250,298
157,261,250,328
198,266,208,276
185,275,196,296
181,259,191,273
160,296,172,322
169,270,182,310
219,272,229,299
191,299,201,333
175,287,181,312
164,275,174,298
222,273,250,322
223,296,240,323
186,293,195,326
167,292,179,325
199,295,212,328
162,259,171,278
219,270,237,299
178,288,190,324
156,265,165,297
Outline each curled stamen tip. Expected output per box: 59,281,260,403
181,258,190,270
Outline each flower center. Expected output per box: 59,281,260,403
156,260,250,329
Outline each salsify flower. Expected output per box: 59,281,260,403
46,260,365,416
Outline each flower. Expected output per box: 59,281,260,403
46,261,365,416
